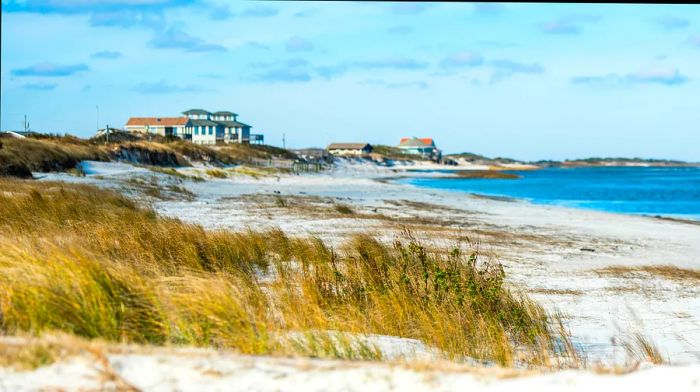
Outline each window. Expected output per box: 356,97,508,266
209,126,213,135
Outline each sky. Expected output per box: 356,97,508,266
2,1,700,161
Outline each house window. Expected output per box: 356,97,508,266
209,126,213,135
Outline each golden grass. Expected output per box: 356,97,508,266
0,135,298,179
621,333,665,365
0,178,579,367
334,204,355,214
0,137,109,177
594,265,700,282
205,168,229,178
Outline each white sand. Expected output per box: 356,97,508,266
1,345,699,392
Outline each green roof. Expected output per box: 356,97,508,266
189,119,218,126
217,120,251,128
212,111,238,116
183,109,210,115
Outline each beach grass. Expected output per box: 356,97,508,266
0,135,297,178
0,178,579,367
594,265,700,282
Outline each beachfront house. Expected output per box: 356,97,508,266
125,117,189,138
182,109,256,145
327,143,373,156
125,109,263,145
397,137,442,161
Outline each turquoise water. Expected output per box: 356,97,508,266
401,167,700,220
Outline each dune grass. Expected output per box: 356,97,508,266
0,179,578,367
0,134,298,178
594,265,700,282
0,137,109,177
621,333,665,365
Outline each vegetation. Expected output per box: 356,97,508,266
334,204,355,214
0,137,109,177
621,333,665,365
0,179,577,366
0,133,299,178
371,145,423,161
451,171,520,179
444,152,520,165
594,265,700,282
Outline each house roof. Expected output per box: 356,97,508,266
189,119,219,126
398,137,435,147
126,117,189,126
182,109,210,115
212,111,238,116
327,143,372,150
217,120,251,128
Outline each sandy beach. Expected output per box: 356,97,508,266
39,161,700,365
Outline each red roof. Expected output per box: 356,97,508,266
126,117,189,126
400,137,435,146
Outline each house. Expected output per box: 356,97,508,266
327,143,373,156
125,109,263,145
397,137,442,161
125,117,189,137
182,109,254,145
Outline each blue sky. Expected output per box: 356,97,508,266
2,1,700,161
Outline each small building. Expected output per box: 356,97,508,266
327,143,373,156
125,117,189,137
397,137,442,161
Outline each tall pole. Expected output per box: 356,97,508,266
282,133,286,149
24,115,27,132
96,105,99,132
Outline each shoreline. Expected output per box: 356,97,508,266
392,168,700,223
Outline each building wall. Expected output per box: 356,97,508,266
191,125,217,145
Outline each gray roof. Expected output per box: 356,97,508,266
189,119,218,126
327,143,372,150
212,111,238,116
216,120,251,128
183,109,210,115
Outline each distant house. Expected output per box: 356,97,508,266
397,137,441,161
125,109,263,145
125,117,189,137
327,143,373,156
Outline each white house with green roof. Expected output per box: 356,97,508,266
182,109,257,145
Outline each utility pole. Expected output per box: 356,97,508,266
282,133,286,149
23,115,27,133
106,124,110,144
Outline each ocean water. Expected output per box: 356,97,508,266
401,167,700,220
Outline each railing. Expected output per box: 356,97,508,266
250,134,264,144
249,158,327,174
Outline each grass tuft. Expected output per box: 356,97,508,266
334,204,354,214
